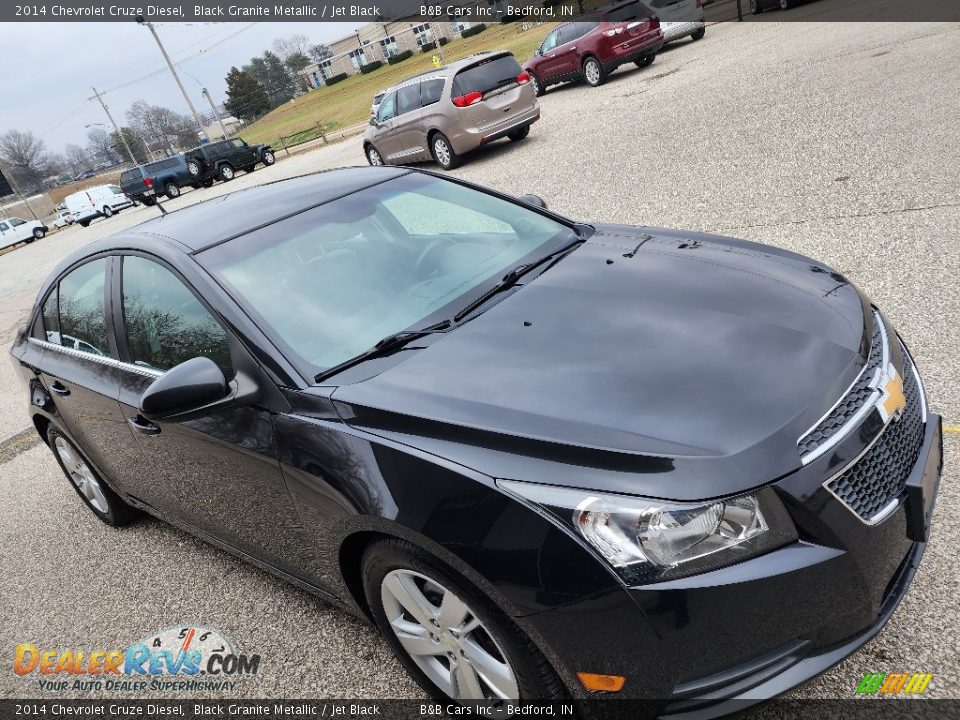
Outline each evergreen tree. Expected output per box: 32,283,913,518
223,66,270,122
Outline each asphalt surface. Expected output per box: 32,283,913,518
2,16,959,704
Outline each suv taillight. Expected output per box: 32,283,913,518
603,25,625,37
516,71,531,84
452,91,483,107
144,177,153,188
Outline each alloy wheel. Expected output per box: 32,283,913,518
531,74,541,95
368,147,384,166
433,138,452,168
221,166,234,180
780,0,789,8
380,569,519,701
188,161,200,176
263,151,275,165
585,59,601,86
54,437,109,514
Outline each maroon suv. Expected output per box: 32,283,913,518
524,0,664,94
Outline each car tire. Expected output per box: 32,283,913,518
102,206,113,218
142,196,156,206
582,56,607,87
779,0,789,8
201,179,214,188
430,133,461,170
635,54,656,68
79,220,89,227
751,0,762,13
529,72,545,97
47,426,137,527
218,164,235,182
507,126,530,142
165,183,180,199
691,27,706,41
361,538,565,702
32,228,46,240
187,158,203,178
366,145,385,166
262,150,276,166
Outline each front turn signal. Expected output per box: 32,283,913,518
577,672,626,693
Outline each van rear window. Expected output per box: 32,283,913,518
604,1,652,22
452,55,522,97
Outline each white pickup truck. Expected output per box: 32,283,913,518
0,216,47,250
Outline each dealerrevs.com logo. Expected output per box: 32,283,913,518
14,625,260,692
856,672,933,696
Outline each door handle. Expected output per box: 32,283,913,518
128,415,161,436
50,381,70,396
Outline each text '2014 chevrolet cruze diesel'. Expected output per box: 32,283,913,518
12,167,942,715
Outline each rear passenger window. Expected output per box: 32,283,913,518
41,289,59,342
52,258,110,356
121,256,232,375
397,84,421,115
421,79,444,106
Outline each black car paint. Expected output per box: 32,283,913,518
184,139,273,184
11,167,941,713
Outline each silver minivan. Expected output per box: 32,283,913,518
363,52,540,170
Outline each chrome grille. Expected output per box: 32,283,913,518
825,349,925,523
798,319,884,458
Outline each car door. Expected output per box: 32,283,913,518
373,91,404,161
553,24,585,77
228,138,258,168
33,257,139,485
536,29,565,82
111,253,302,570
6,218,30,243
392,82,427,161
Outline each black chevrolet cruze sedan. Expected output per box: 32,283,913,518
11,167,942,713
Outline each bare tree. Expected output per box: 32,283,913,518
0,129,51,190
64,144,92,173
127,100,196,154
309,43,333,63
87,126,119,164
272,33,312,60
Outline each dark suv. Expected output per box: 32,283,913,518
119,155,205,205
184,138,276,184
524,0,664,93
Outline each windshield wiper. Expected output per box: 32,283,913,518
453,236,585,323
314,320,451,383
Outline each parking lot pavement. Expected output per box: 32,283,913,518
2,19,958,701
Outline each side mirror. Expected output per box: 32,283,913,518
139,357,228,421
518,194,547,210
369,116,379,127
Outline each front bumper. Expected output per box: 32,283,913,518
519,414,942,713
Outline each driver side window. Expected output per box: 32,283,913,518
377,92,398,122
542,30,560,52
121,256,232,375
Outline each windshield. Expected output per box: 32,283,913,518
198,172,573,376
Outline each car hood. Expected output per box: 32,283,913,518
332,226,870,500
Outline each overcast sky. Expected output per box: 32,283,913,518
0,21,364,154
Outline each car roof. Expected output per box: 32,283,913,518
89,166,411,254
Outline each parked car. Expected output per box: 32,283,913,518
120,155,211,205
649,0,706,43
524,0,664,94
63,184,134,227
751,0,800,12
11,167,942,711
371,88,389,117
0,216,47,249
52,211,74,228
183,138,275,185
364,52,539,170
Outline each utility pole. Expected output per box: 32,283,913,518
136,16,205,135
90,87,138,165
202,88,228,140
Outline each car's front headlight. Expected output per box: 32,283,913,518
498,481,798,583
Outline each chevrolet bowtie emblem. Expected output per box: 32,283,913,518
878,365,906,423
